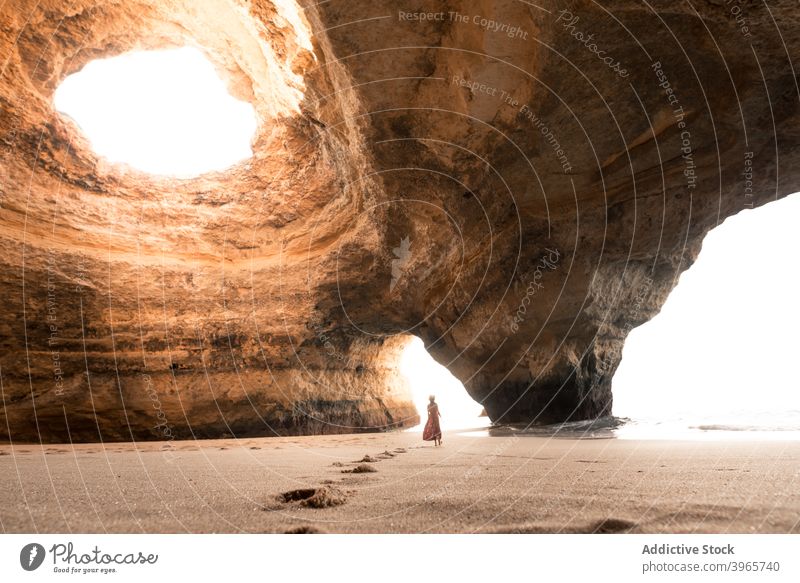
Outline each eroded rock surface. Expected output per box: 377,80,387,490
1,0,799,441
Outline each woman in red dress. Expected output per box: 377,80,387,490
422,395,442,446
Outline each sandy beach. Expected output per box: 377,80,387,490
1,430,798,534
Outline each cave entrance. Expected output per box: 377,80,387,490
613,192,800,437
399,336,489,432
54,46,257,178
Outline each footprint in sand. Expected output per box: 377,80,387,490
341,463,378,474
273,487,348,509
356,455,378,463
590,518,637,533
284,525,326,534
485,517,638,534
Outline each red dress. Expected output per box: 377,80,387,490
422,403,441,441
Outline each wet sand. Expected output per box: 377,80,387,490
1,431,798,533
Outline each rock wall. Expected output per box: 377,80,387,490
1,0,799,441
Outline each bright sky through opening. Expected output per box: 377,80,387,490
54,47,257,178
400,337,489,432
613,192,800,431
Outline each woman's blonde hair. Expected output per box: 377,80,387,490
428,395,435,402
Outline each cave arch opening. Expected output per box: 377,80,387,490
399,336,489,432
53,46,258,178
612,192,800,437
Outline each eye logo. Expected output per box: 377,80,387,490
20,543,46,571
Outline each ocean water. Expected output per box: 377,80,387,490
456,411,800,440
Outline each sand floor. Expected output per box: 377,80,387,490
1,430,798,533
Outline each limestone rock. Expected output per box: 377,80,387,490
1,0,798,441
